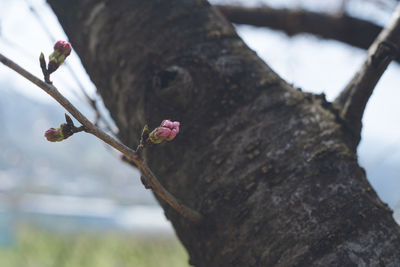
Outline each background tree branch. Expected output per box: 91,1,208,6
334,3,400,148
216,5,400,63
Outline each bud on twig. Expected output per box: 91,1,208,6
39,41,72,83
44,127,64,142
44,114,86,142
149,120,180,144
48,40,72,74
39,52,46,70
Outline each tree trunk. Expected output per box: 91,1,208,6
48,0,400,266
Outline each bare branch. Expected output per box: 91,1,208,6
25,0,117,135
0,52,203,223
334,4,400,146
215,5,399,61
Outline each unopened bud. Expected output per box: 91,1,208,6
44,127,64,142
54,40,72,56
39,52,46,69
48,40,72,74
149,120,180,144
160,120,179,141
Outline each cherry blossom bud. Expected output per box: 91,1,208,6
149,120,180,144
48,40,72,74
44,127,64,142
54,40,72,56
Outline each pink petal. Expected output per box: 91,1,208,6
172,121,180,129
64,42,72,56
162,120,174,128
155,127,171,137
54,41,64,50
166,129,178,141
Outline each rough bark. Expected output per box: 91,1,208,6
48,0,400,266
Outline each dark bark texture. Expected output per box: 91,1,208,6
48,0,400,266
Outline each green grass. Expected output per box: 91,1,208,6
0,225,190,267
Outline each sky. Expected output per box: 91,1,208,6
0,0,399,213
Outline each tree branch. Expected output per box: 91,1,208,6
25,0,117,135
215,5,400,62
334,3,400,146
0,52,203,224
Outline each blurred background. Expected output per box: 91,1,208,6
0,0,399,266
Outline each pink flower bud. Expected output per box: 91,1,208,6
44,127,64,142
54,40,72,56
149,120,180,144
172,121,180,128
156,127,172,137
47,41,72,74
166,128,178,141
161,120,172,128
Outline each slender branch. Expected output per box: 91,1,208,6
0,52,203,223
334,3,400,146
215,5,400,63
25,0,117,135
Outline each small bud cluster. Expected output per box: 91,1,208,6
149,120,180,144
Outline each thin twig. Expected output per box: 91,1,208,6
0,52,203,223
25,0,117,135
333,3,400,147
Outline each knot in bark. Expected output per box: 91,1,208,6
152,65,194,110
